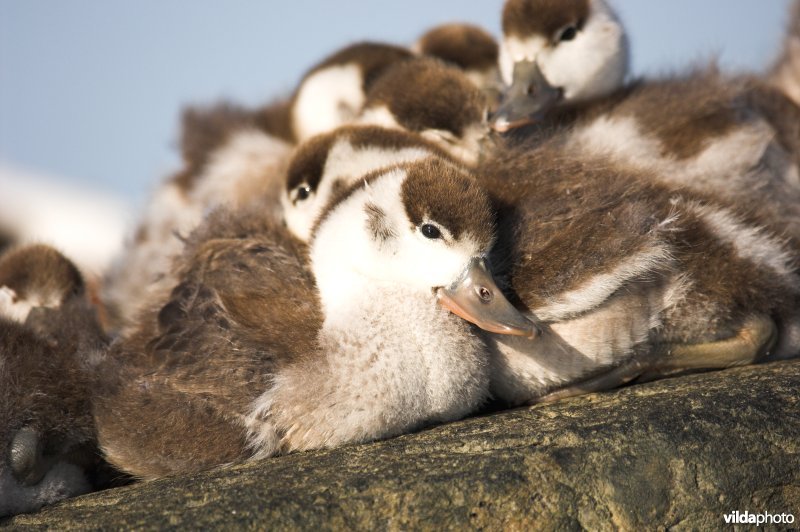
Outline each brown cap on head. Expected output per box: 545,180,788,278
302,41,413,93
401,157,494,248
286,125,456,194
365,57,487,138
503,0,589,39
0,245,84,305
417,23,499,72
286,131,339,194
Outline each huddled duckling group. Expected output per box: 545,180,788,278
3,0,800,517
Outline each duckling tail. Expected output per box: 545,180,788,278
769,0,800,106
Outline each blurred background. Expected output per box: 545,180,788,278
0,0,795,270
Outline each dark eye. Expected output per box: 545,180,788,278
293,184,312,204
559,25,578,42
421,223,442,239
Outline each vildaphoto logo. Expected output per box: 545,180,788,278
723,510,795,526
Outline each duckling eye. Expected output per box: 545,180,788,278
421,224,442,239
292,184,313,205
558,25,578,42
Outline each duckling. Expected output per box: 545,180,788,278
282,125,458,241
414,23,503,108
102,102,293,334
93,158,535,479
290,42,413,142
357,57,491,165
0,245,110,517
493,0,628,131
477,141,799,405
493,0,800,234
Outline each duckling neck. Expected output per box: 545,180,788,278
258,279,490,454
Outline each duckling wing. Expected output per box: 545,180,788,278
94,213,322,478
141,227,321,411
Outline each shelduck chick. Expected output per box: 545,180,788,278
358,57,492,165
290,42,413,142
282,125,458,241
477,142,800,405
93,158,535,480
415,23,503,108
0,245,109,517
493,0,800,150
493,0,628,130
491,0,800,230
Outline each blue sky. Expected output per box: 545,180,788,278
0,1,793,206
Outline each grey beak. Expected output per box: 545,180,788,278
491,61,563,133
436,257,540,339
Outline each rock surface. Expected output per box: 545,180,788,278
5,360,799,530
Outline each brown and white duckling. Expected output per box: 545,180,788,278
493,0,628,131
492,0,800,165
281,125,458,241
0,245,110,517
492,0,800,233
414,23,503,108
357,57,491,165
93,158,535,480
477,142,800,405
290,42,413,142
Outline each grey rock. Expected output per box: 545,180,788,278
5,360,799,530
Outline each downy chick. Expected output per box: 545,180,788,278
493,0,800,236
291,42,413,142
0,245,110,517
415,23,503,108
358,57,492,165
93,158,534,480
493,0,628,130
477,141,800,405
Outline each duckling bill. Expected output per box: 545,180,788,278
436,255,537,338
493,0,628,130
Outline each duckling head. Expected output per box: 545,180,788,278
358,57,491,165
290,42,412,142
493,0,629,131
0,244,85,324
282,125,457,242
414,23,503,105
309,157,537,338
